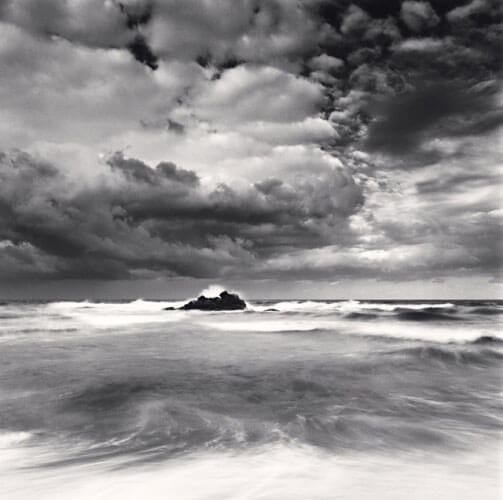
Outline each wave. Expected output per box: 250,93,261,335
386,345,503,366
395,310,462,322
469,307,503,315
41,299,190,329
343,312,378,320
47,299,187,311
249,300,457,314
15,340,502,466
0,313,24,319
1,299,500,345
3,328,79,335
33,299,501,323
249,300,340,314
55,382,286,462
248,300,500,324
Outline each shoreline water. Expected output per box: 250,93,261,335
0,299,501,499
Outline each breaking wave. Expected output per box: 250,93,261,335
386,345,503,366
395,310,461,322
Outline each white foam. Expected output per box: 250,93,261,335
47,299,186,312
201,314,501,343
344,319,500,344
2,300,499,344
249,300,456,314
0,431,32,447
352,301,455,312
44,300,187,328
198,284,227,298
208,318,335,332
2,443,499,500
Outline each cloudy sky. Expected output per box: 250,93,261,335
0,0,501,299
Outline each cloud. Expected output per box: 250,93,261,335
262,160,502,283
340,5,371,35
446,0,492,23
364,81,503,158
0,0,160,69
400,1,440,32
309,54,345,73
0,150,363,279
237,117,337,146
142,0,328,69
0,0,131,47
0,0,501,288
393,37,445,52
192,65,327,124
108,152,199,186
127,34,158,69
0,21,205,152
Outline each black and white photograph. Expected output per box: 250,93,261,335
0,0,501,498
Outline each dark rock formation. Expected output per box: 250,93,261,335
471,335,502,345
167,291,246,311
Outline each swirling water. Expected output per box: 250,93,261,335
0,299,501,499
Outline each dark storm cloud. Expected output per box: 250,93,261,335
3,148,498,283
116,0,153,29
306,0,502,154
127,34,158,70
400,1,440,32
365,81,503,157
0,151,362,279
108,152,199,186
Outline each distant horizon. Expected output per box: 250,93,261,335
2,297,502,303
0,282,503,302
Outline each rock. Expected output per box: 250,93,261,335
472,335,502,345
179,291,246,311
163,306,176,310
264,308,279,312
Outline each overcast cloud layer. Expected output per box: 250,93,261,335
0,0,501,295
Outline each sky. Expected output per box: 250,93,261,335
0,0,501,299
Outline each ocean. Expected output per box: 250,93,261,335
0,298,501,499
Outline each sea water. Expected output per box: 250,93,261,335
0,299,501,499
